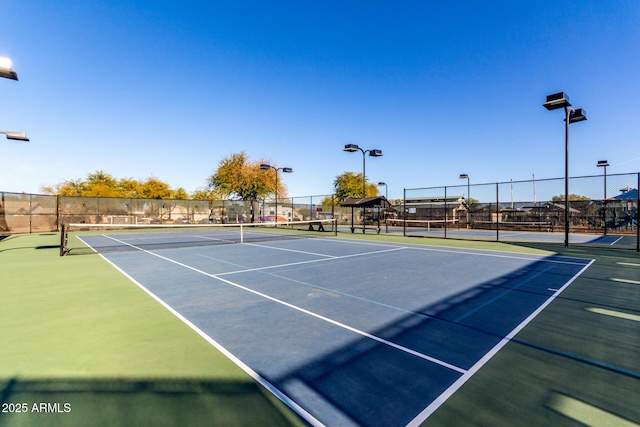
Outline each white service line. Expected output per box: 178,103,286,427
102,234,466,375
215,246,407,276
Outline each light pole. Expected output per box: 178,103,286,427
343,144,383,198
597,160,609,235
377,182,388,199
543,92,588,247
260,164,292,223
0,57,18,81
459,174,470,226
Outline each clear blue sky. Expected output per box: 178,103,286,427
1,1,639,200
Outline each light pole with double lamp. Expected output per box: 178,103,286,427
597,160,609,235
543,92,588,247
260,164,292,223
343,144,383,198
344,144,383,232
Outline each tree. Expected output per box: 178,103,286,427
207,151,287,200
42,171,185,199
190,187,218,201
333,171,379,203
552,194,590,202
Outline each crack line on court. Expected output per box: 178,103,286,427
101,234,467,374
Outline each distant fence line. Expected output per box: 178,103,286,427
0,193,352,234
2,172,639,250
402,172,639,250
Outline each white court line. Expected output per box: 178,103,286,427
243,242,338,258
406,258,595,427
92,244,325,427
328,236,592,266
609,236,624,245
216,246,407,276
102,234,467,376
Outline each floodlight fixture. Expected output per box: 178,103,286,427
597,160,609,168
542,92,571,111
368,149,383,157
343,143,360,152
568,108,588,123
260,163,271,170
1,130,29,141
0,57,18,81
282,167,293,173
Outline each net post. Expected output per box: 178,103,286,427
240,224,244,243
59,223,67,256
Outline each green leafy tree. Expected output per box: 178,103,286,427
42,171,184,199
552,194,590,202
333,171,379,202
190,187,219,200
207,151,287,200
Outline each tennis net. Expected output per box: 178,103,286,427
60,219,337,256
386,218,459,231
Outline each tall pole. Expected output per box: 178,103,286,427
603,164,607,235
362,150,366,198
564,106,570,247
275,170,279,222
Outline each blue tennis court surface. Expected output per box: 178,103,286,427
84,234,594,426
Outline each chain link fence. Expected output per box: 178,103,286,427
3,173,638,250
402,172,639,250
0,192,349,233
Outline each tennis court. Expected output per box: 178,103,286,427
382,220,637,248
67,225,594,426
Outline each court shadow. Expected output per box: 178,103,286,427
0,377,309,427
269,255,602,426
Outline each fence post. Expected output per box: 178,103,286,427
403,188,407,237
637,173,639,252
496,183,499,242
444,186,448,239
